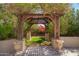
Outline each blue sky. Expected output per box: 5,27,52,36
72,3,79,10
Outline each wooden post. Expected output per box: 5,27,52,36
45,33,49,41
53,15,64,51
17,15,24,40
14,15,24,54
27,30,31,40
54,16,60,40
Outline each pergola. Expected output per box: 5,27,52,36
16,13,64,50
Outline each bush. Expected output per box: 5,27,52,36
0,20,16,40
0,25,8,40
24,37,46,46
24,39,33,46
31,37,45,43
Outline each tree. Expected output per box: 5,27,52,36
0,4,17,40
4,3,41,15
60,8,79,36
60,14,69,35
69,9,79,36
40,3,71,15
60,8,76,36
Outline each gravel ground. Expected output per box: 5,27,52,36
0,39,16,56
19,46,79,56
62,48,79,56
0,39,22,56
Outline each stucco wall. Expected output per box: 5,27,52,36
61,37,79,48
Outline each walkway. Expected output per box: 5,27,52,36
17,46,79,56
24,46,59,56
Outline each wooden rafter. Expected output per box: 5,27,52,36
17,13,63,40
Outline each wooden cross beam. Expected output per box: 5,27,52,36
17,13,63,40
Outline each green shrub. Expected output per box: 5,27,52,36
25,39,33,46
24,37,46,46
0,24,8,40
31,37,45,43
0,20,16,40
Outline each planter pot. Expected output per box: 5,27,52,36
53,39,64,50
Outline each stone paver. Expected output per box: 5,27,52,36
23,46,61,56
20,46,79,56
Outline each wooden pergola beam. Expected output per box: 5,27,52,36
17,13,63,40
20,13,63,20
16,13,64,52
